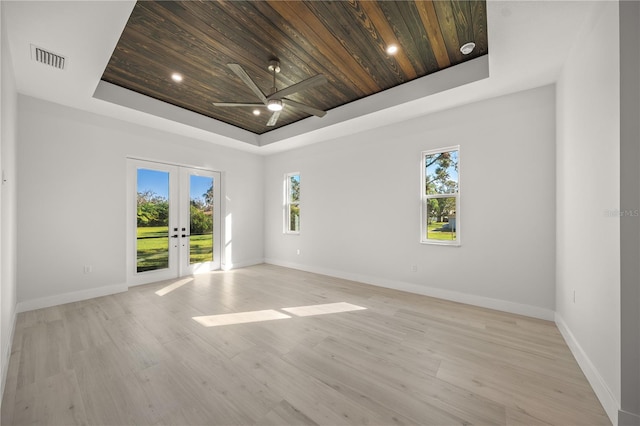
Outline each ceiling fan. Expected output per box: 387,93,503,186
213,60,328,127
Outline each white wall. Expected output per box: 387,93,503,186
265,85,556,320
0,1,18,401
16,96,264,307
555,2,620,424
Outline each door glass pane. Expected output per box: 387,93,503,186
189,175,214,264
137,169,170,272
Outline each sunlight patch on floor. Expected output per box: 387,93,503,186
192,302,367,327
155,277,194,296
282,302,366,317
193,309,291,327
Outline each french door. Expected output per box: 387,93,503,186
127,159,221,285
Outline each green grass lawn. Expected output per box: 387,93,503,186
137,226,213,272
189,233,213,264
137,226,169,272
427,222,456,241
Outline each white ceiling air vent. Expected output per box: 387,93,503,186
30,44,66,70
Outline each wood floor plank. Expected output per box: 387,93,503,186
1,264,610,425
423,327,593,390
257,399,319,426
315,338,505,424
62,304,112,353
310,335,506,424
283,340,477,425
12,369,87,426
160,333,282,423
436,359,610,425
15,321,73,392
79,369,156,425
1,325,23,425
239,350,390,425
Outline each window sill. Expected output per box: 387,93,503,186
420,240,460,246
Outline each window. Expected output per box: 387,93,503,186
421,147,459,245
285,173,300,233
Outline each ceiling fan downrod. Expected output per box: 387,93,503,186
268,60,280,95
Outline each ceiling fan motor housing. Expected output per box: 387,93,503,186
268,60,281,73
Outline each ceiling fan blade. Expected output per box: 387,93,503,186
227,63,267,104
266,110,281,127
212,102,265,107
281,98,326,118
267,74,327,100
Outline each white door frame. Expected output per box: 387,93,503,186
126,159,222,287
179,166,221,276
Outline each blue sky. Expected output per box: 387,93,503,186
190,175,213,203
426,150,459,182
138,169,213,202
138,169,169,198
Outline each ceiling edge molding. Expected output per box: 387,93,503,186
93,55,487,149
258,55,490,147
93,81,260,146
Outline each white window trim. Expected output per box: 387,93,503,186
420,146,460,246
284,172,300,235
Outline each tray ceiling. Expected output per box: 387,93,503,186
101,1,488,135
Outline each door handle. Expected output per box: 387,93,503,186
182,234,190,238
171,235,179,238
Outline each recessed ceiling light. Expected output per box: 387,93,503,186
253,109,261,116
386,44,398,55
460,42,476,55
171,73,183,82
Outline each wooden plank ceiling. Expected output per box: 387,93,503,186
101,1,488,135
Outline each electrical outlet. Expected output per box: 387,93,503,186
296,249,301,255
83,265,93,274
410,265,418,272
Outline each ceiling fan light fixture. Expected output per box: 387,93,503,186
460,42,476,55
218,61,327,127
267,99,283,111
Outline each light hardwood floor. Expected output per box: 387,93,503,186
2,264,609,425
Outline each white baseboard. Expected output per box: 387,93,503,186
264,259,555,321
16,282,128,314
222,258,264,271
13,260,266,313
555,313,619,425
